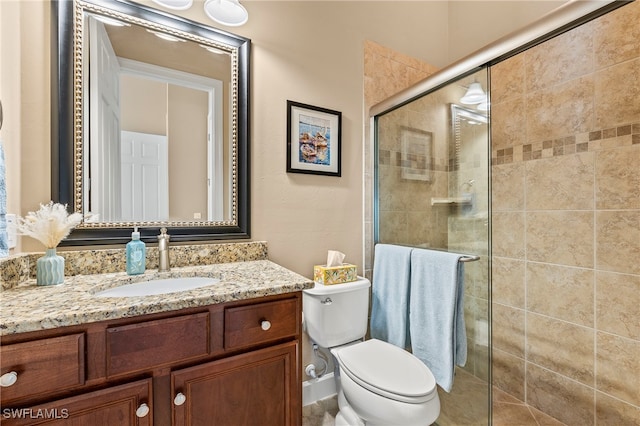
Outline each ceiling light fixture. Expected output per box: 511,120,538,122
460,82,487,105
151,0,193,11
204,0,249,27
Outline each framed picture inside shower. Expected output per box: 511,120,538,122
400,126,432,181
287,100,342,176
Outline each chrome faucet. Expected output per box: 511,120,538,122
158,227,171,272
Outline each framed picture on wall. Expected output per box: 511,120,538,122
400,126,432,181
287,100,342,177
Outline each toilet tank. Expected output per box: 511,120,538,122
302,277,371,348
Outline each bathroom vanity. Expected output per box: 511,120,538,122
0,259,313,426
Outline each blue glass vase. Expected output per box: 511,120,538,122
36,248,65,285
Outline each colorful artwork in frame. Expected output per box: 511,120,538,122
287,100,342,176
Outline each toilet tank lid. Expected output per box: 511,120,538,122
303,277,370,296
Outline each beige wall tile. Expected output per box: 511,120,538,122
529,406,567,426
527,313,594,385
492,402,538,426
596,392,640,426
377,210,408,243
492,163,524,211
595,58,640,130
596,332,640,407
526,211,594,268
464,256,489,300
490,55,524,104
492,212,525,259
488,1,640,420
491,96,526,151
406,211,439,248
596,271,640,341
525,22,594,92
526,363,595,426
596,210,640,275
527,263,594,327
492,348,525,401
525,152,594,211
526,76,594,142
593,0,640,69
492,257,525,308
492,303,525,357
595,145,640,210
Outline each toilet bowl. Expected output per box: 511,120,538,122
302,278,441,425
332,339,439,426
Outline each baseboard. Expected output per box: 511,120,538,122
302,372,337,406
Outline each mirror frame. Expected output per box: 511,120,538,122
51,0,250,246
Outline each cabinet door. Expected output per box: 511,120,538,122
172,341,299,426
1,378,152,426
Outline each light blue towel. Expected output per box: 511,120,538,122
370,244,413,349
409,248,467,392
0,140,7,258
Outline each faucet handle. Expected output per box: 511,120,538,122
158,227,170,241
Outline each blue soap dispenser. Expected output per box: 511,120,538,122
126,227,146,275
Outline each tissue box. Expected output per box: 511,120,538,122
313,264,357,285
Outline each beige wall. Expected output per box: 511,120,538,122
447,1,565,64
0,0,51,253
491,1,640,423
171,1,457,278
168,85,209,221
2,0,569,270
121,75,167,134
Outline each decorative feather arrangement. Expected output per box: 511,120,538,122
16,202,83,249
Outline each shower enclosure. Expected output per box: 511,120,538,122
369,1,637,424
373,68,491,425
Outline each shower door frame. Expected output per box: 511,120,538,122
368,1,631,424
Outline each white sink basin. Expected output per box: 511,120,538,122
94,277,220,297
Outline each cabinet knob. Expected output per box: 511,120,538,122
0,371,18,387
261,320,271,331
135,403,150,418
174,392,187,406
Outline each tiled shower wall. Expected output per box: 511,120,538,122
490,1,640,424
363,40,439,279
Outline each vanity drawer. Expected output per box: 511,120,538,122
225,298,299,350
0,333,85,404
107,312,209,376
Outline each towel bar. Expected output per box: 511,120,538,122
377,244,482,263
459,255,480,262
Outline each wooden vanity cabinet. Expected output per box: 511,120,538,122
172,341,298,426
1,379,153,426
0,292,302,426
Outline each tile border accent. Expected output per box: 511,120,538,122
493,121,640,165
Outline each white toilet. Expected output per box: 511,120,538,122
303,277,440,426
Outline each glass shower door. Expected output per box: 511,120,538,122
374,68,491,425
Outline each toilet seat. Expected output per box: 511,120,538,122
332,339,437,404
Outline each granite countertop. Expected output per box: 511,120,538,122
0,260,314,336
